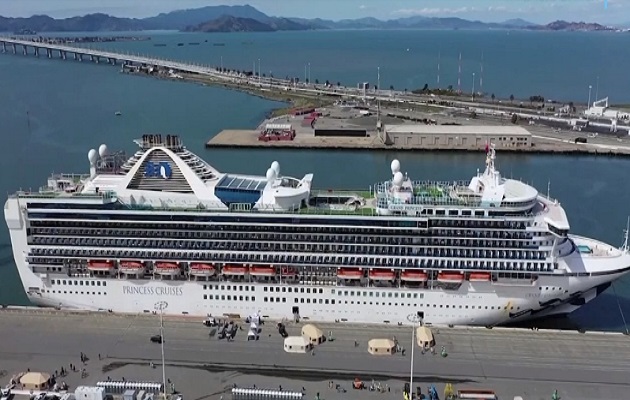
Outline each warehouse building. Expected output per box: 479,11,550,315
382,125,532,150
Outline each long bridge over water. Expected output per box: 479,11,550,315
0,36,225,77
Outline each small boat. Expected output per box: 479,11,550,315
87,260,115,271
337,268,363,280
188,42,200,45
469,272,492,282
115,111,122,116
249,265,276,277
119,260,145,274
177,43,184,46
368,269,395,281
190,263,216,277
154,262,180,275
401,270,428,282
222,265,248,276
153,43,167,47
437,272,465,283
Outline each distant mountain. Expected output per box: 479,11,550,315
0,13,143,32
184,15,275,32
502,18,537,28
142,5,270,30
0,5,613,33
532,20,613,31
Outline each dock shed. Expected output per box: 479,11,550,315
301,324,325,345
416,326,435,348
383,125,532,150
284,336,312,353
367,338,397,355
20,372,51,390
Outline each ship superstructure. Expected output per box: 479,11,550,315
5,134,630,326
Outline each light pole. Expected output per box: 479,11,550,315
258,58,261,83
595,76,599,101
588,85,592,108
406,313,422,398
308,62,311,84
472,72,476,101
154,301,168,400
220,56,223,70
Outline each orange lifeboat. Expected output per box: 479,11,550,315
437,272,465,283
154,262,181,276
222,264,248,276
119,260,145,274
337,268,363,280
469,272,491,282
280,266,298,276
369,269,395,281
401,270,428,282
249,265,276,277
190,263,216,277
87,260,115,271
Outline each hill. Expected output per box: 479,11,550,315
184,15,275,33
0,5,616,33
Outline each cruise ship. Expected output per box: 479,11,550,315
5,134,630,327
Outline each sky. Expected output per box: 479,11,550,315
2,0,628,25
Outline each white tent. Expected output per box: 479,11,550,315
284,336,312,353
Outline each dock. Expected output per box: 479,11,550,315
1,308,629,400
207,106,630,156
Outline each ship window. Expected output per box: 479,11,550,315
51,281,55,286
319,289,323,294
294,298,298,303
245,296,249,301
227,295,231,300
331,299,335,304
325,299,329,304
239,296,244,301
263,287,267,292
300,298,304,303
270,298,274,303
102,282,106,286
203,285,207,290
91,281,95,286
239,285,243,291
62,280,67,285
264,297,268,302
252,296,255,301
282,287,286,293
283,298,287,303
221,295,225,300
203,295,207,300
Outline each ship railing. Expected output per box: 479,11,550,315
14,189,117,200
48,172,91,182
311,189,375,199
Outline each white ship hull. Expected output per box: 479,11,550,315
9,228,628,327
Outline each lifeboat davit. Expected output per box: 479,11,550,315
337,268,363,280
222,265,248,276
280,266,298,276
469,272,491,282
154,262,181,276
369,269,395,281
119,260,145,275
401,270,428,282
87,260,115,271
249,265,276,277
189,263,216,277
437,272,465,283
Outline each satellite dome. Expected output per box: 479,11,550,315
88,149,98,164
393,171,404,186
271,161,280,176
391,159,401,174
98,144,109,158
266,167,276,182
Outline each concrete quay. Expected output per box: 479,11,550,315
206,106,630,156
1,309,630,400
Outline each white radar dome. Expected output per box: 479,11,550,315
266,167,276,182
391,159,401,175
393,171,404,186
98,144,109,158
88,149,98,164
271,161,280,176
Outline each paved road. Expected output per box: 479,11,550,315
1,311,630,399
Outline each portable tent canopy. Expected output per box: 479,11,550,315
284,336,312,353
416,326,435,348
20,372,51,390
367,338,397,355
301,324,325,345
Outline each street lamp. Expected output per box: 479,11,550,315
472,72,476,101
595,76,599,102
588,85,592,108
406,313,423,398
154,301,168,400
